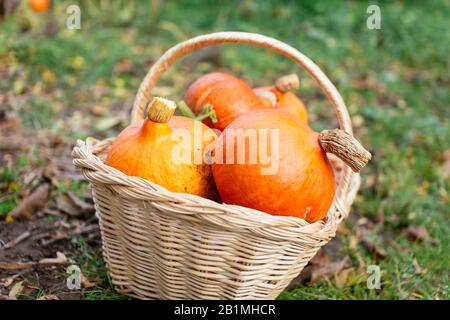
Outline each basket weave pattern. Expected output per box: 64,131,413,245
72,32,361,300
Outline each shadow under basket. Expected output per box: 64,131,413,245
72,32,365,300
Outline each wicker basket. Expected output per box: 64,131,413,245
72,32,366,300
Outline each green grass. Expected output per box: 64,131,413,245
0,197,18,216
82,289,129,300
0,165,18,183
0,0,449,299
71,237,129,300
0,165,20,216
0,149,47,216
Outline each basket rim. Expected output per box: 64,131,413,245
72,137,360,241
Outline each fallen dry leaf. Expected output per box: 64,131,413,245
9,281,24,299
361,237,387,259
412,258,427,275
1,274,21,287
290,251,351,287
41,68,57,84
42,162,59,182
0,108,19,131
67,192,94,212
39,252,67,265
310,256,350,283
56,192,94,217
404,226,437,245
81,273,96,289
0,294,16,300
334,267,354,289
8,183,51,220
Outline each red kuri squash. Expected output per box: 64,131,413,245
184,72,264,131
211,109,371,222
106,97,219,200
254,74,308,123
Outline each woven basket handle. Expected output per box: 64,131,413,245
131,32,352,132
131,31,356,222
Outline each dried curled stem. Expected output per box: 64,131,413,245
275,73,300,93
319,129,372,172
147,97,176,123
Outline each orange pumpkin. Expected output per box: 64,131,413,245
253,74,308,123
184,72,264,131
211,109,371,223
106,97,219,200
30,0,50,12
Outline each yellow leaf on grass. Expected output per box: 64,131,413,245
8,182,21,192
41,68,57,84
72,56,86,70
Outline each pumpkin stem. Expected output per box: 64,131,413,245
319,129,372,172
178,100,197,118
147,97,176,123
178,101,217,123
275,73,300,93
194,104,217,123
